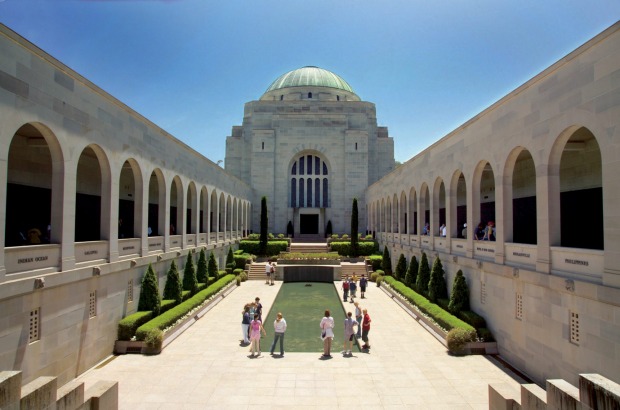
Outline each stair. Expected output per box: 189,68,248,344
290,242,329,253
247,262,269,281
340,262,368,280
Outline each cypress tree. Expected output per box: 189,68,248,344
208,251,218,278
382,245,392,275
325,220,333,237
259,196,268,255
163,260,182,304
428,255,448,302
448,270,470,314
394,253,407,281
351,198,359,257
138,264,161,315
404,255,418,290
416,252,431,296
182,253,198,295
226,246,234,268
196,248,208,284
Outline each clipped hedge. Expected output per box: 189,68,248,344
117,311,153,341
329,241,376,256
239,240,288,256
160,299,176,315
135,274,235,341
383,276,475,333
458,310,487,329
367,255,383,271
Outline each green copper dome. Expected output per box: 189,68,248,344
265,66,355,94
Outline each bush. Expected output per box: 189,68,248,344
208,252,218,278
368,255,383,271
458,310,487,329
236,276,241,286
182,254,198,295
371,270,383,282
163,260,182,304
331,234,339,239
144,328,164,350
329,241,375,256
376,275,384,286
239,240,288,256
341,234,349,240
233,268,244,275
226,247,234,268
138,264,160,316
277,233,285,239
448,270,470,314
404,255,418,290
239,271,248,282
248,233,260,240
196,248,208,283
117,311,153,341
136,275,235,341
383,276,475,333
160,299,176,315
446,327,477,353
233,254,251,269
477,327,495,342
428,256,448,303
382,246,392,274
394,253,407,281
415,252,431,296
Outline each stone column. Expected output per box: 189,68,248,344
60,158,76,271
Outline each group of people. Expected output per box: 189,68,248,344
421,221,496,242
242,296,287,357
320,304,371,358
264,262,276,285
341,273,368,303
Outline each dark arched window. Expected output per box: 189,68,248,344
315,157,320,174
280,95,284,100
307,155,312,174
299,178,305,207
299,157,305,175
337,95,340,101
323,162,328,175
292,163,297,175
323,178,329,207
291,179,297,207
308,92,312,99
307,178,312,207
315,178,320,207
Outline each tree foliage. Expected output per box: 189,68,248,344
448,269,470,314
138,264,161,315
182,253,198,295
381,246,392,274
428,255,448,302
163,260,182,304
325,220,333,238
350,198,359,257
394,253,407,281
415,252,431,296
208,251,218,278
259,196,268,255
404,255,418,290
226,247,234,268
196,248,208,283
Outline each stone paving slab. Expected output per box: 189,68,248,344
73,280,525,409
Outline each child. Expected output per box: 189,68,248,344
249,314,266,357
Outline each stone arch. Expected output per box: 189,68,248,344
200,186,209,234
450,170,467,238
409,186,417,235
170,176,183,236
472,160,496,240
433,177,446,236
119,158,143,239
504,147,537,244
219,192,226,233
187,181,197,234
75,144,111,242
210,189,218,235
148,168,166,236
399,191,407,234
420,183,430,235
289,151,330,208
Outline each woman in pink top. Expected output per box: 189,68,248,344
249,314,266,357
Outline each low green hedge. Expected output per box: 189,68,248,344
329,241,376,256
239,240,288,256
458,310,487,329
367,255,383,271
383,276,475,333
135,275,235,341
117,311,153,341
160,299,176,315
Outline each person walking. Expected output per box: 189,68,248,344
341,276,350,302
343,311,358,356
265,263,271,284
354,301,363,339
359,274,368,299
254,297,263,322
241,305,251,345
249,314,266,357
269,262,276,285
320,309,335,358
269,312,287,356
349,278,357,302
361,308,371,350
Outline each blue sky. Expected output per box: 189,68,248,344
1,1,619,164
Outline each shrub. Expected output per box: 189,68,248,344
182,254,198,296
383,276,475,333
415,252,431,296
233,254,250,269
477,328,495,342
238,240,288,256
404,255,418,289
382,246,392,274
277,233,285,239
163,260,183,304
331,234,339,239
458,310,486,329
341,234,349,240
247,233,260,240
428,256,448,303
144,328,164,350
364,234,373,240
236,276,241,286
394,253,407,281
239,271,248,282
446,327,477,353
233,268,244,275
138,264,160,316
196,248,208,284
208,252,218,278
448,269,470,314
117,311,153,341
376,275,384,286
329,241,375,256
160,299,176,315
368,255,383,271
136,275,235,340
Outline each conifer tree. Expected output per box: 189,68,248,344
226,246,234,268
138,264,161,315
428,255,448,302
394,253,407,281
196,248,208,284
163,260,182,304
208,251,218,278
182,253,198,295
350,198,359,257
259,196,268,255
382,246,392,275
448,270,470,314
416,252,431,296
404,255,418,290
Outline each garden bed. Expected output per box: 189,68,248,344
114,280,237,355
380,283,498,355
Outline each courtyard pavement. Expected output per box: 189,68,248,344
74,279,525,409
